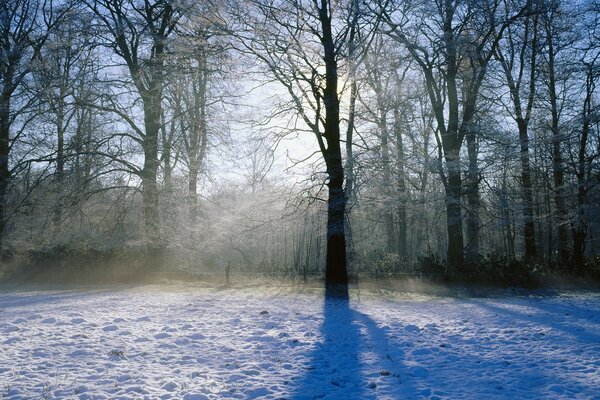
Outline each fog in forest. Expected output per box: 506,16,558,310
1,0,600,289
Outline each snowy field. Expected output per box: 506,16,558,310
1,284,599,399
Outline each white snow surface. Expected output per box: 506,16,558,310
0,284,599,399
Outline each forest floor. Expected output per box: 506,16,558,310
0,282,599,399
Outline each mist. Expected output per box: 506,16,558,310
2,0,600,289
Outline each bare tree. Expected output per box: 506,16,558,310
381,0,526,268
0,0,69,250
230,0,377,286
494,2,539,259
86,0,181,258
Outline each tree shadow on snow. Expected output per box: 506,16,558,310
290,287,413,399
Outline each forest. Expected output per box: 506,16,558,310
1,0,599,287
2,1,600,398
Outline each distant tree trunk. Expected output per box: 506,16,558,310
546,34,570,262
188,164,199,222
465,127,480,261
518,118,537,259
572,63,594,266
344,2,358,207
496,7,539,260
393,107,407,258
0,92,9,251
161,113,173,195
53,94,66,233
90,0,180,265
500,154,515,258
379,106,396,253
344,79,356,204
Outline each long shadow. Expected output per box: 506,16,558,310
461,297,600,396
468,297,600,344
0,283,136,310
0,291,104,310
290,285,413,399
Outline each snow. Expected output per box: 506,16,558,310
0,284,599,399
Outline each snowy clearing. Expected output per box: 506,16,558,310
0,284,599,399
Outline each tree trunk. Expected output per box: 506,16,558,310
0,94,10,251
379,107,396,253
445,147,464,269
325,158,348,285
517,119,537,260
320,0,348,287
547,21,570,262
572,65,594,266
53,99,66,233
393,108,407,258
188,164,199,223
465,129,480,261
142,99,162,264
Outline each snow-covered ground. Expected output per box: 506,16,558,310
0,284,599,399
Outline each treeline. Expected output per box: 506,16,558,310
0,0,599,284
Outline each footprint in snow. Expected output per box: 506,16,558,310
3,324,19,332
70,349,91,357
182,394,209,400
103,325,119,332
187,333,205,340
161,381,179,392
41,317,57,324
409,366,429,378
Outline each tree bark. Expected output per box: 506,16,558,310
320,0,348,286
547,35,570,262
445,146,464,269
0,93,10,251
393,108,407,258
517,118,537,259
142,99,163,261
53,95,66,233
379,106,396,253
572,64,594,266
465,128,480,261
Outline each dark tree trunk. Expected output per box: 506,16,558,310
319,0,348,287
572,64,594,266
325,160,348,285
53,99,66,232
546,20,570,262
465,129,480,261
517,119,537,259
445,147,464,269
142,99,163,263
0,94,9,251
496,7,539,260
